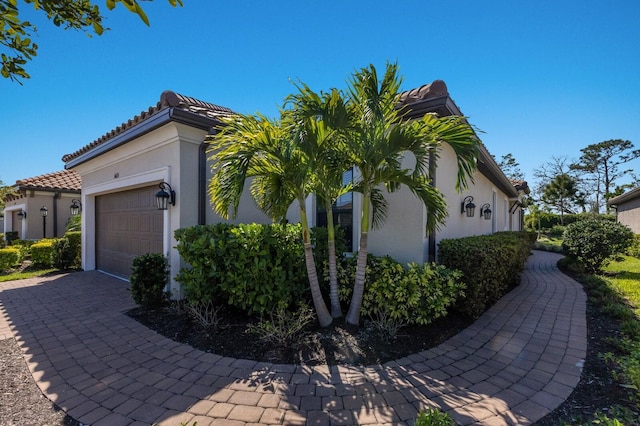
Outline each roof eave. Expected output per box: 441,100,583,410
608,186,640,206
477,145,519,198
65,108,225,170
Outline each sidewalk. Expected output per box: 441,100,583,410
0,250,586,425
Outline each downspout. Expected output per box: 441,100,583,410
198,142,207,226
53,192,59,237
427,151,437,263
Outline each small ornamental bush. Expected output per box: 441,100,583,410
0,233,5,248
64,231,82,268
130,253,169,309
247,302,315,348
30,239,57,268
627,234,640,259
415,408,453,426
0,247,20,271
52,238,76,269
335,254,465,326
562,217,634,274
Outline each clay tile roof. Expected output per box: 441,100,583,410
62,91,234,163
510,179,530,194
397,80,450,107
14,169,81,191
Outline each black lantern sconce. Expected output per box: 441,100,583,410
461,196,475,217
480,203,492,220
17,210,26,220
70,199,82,216
155,182,176,210
0,211,4,220
40,206,48,238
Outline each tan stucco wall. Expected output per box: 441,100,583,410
3,192,78,240
615,196,640,233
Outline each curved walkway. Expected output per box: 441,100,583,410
0,251,586,425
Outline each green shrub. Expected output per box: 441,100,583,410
5,231,18,245
335,255,465,325
562,218,634,274
310,225,347,270
415,408,453,426
30,239,57,268
52,238,77,269
0,247,20,271
64,231,81,268
627,234,640,259
175,223,308,315
438,231,535,319
130,253,169,309
524,212,615,230
65,214,81,232
0,233,5,248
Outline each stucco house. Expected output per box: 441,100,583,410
62,83,528,293
2,170,81,240
608,186,640,233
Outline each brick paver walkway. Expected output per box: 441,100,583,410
0,251,586,425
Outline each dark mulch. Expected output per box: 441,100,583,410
1,260,638,424
127,305,472,366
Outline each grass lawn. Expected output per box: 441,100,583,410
0,267,58,283
603,255,640,318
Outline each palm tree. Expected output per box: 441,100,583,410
342,63,480,325
207,112,334,327
286,84,352,318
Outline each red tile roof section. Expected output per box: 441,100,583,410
61,91,234,163
397,80,450,107
14,169,81,191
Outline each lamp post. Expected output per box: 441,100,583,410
40,206,48,238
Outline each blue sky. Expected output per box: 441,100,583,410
2,0,640,190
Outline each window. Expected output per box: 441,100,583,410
316,169,354,250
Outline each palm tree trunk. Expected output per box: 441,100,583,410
345,193,370,325
300,204,333,327
326,206,342,318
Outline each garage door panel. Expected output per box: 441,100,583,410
96,186,163,279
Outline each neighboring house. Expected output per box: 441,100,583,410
2,170,81,240
62,84,528,293
608,187,640,233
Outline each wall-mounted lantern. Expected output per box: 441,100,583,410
155,182,176,210
0,211,4,220
480,203,492,220
17,210,26,220
70,199,82,216
461,196,475,217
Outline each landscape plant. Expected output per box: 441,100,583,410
247,302,315,348
0,247,20,271
562,217,634,273
29,239,56,268
129,253,169,310
333,63,479,325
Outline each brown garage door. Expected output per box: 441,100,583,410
96,186,163,279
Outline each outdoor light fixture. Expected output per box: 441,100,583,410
17,210,26,220
0,211,4,220
40,206,48,238
461,196,475,217
155,182,176,210
70,199,82,216
480,203,492,220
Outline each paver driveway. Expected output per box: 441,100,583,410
0,251,586,425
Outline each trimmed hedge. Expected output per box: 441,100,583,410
438,231,536,319
0,247,20,271
333,255,465,325
525,212,615,230
175,223,309,315
30,239,57,268
5,231,18,245
0,233,4,248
